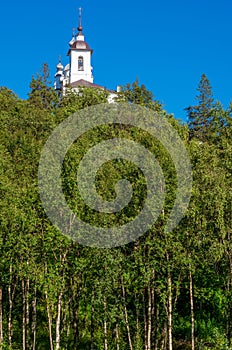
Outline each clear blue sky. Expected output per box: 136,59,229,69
0,0,231,121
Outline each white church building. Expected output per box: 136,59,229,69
54,8,118,101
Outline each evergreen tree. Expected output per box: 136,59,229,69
186,74,214,140
28,63,59,110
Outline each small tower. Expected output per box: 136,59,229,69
54,7,118,100
68,8,93,84
54,60,64,91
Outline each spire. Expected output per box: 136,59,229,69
69,28,76,46
56,55,63,71
78,7,83,33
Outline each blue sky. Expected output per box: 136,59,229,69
0,0,231,121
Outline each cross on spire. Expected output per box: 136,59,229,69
72,27,76,38
78,7,83,32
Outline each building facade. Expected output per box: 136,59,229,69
54,8,117,101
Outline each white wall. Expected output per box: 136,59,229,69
70,50,93,83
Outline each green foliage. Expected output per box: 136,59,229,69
0,68,231,349
59,86,109,117
186,74,214,141
196,326,231,350
28,63,59,110
116,78,163,112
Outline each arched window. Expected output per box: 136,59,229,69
78,56,84,71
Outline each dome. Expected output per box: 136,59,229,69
69,37,75,46
70,40,92,52
56,62,63,70
64,63,70,72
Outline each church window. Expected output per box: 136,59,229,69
78,56,84,71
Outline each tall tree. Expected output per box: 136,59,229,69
28,63,59,110
186,74,214,140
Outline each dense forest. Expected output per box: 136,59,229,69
0,66,231,350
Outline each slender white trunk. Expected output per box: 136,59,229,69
135,294,140,347
190,270,195,350
0,287,3,350
143,289,148,350
22,280,26,350
226,279,230,339
228,262,232,343
55,291,63,350
160,322,167,350
45,291,54,350
121,276,133,350
154,305,159,350
151,277,155,348
115,322,120,350
165,249,173,350
167,272,172,350
65,323,70,350
26,278,30,349
73,306,79,347
147,285,152,350
103,294,108,350
91,295,94,350
32,287,37,350
8,264,13,347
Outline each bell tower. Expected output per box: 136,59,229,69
68,8,94,84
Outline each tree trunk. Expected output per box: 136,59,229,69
91,292,95,350
190,270,195,350
45,290,54,350
165,249,173,350
0,286,3,350
115,321,120,350
22,280,26,350
147,285,152,350
143,288,148,350
65,323,70,350
73,306,79,349
135,293,140,348
103,294,108,350
121,276,133,350
55,290,63,350
226,278,230,341
223,239,232,343
32,286,37,350
167,271,173,350
160,322,167,350
228,260,232,344
154,304,160,350
151,279,155,349
26,278,30,350
8,263,15,348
